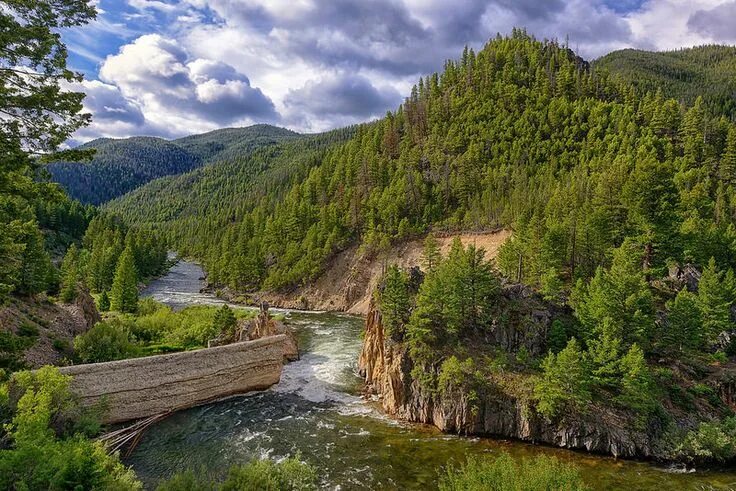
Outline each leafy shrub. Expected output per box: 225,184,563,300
157,457,318,491
676,417,736,463
74,319,136,363
438,452,588,490
221,457,317,491
0,367,141,490
17,322,39,338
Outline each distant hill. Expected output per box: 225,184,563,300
595,45,736,119
48,124,300,205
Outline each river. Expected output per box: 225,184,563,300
128,260,736,490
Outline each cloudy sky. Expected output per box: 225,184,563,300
63,0,736,142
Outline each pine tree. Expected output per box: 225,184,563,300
17,223,50,296
379,265,411,340
572,239,655,348
98,290,110,312
547,320,568,354
60,244,80,303
721,127,736,185
616,344,656,417
697,258,733,344
535,338,591,419
663,289,703,353
422,235,442,274
212,304,237,337
110,247,138,313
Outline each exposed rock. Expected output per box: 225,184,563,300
74,287,101,329
60,335,289,424
358,298,656,459
667,263,702,292
244,302,299,361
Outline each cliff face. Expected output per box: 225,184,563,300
358,300,656,459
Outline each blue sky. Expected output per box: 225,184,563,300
63,0,736,142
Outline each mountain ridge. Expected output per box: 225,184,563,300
48,124,301,205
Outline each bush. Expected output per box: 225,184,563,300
438,452,588,490
17,322,39,338
676,417,736,463
157,457,317,491
221,457,317,491
0,367,141,490
74,318,136,363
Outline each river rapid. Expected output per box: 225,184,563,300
128,260,736,490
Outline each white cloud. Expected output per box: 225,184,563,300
71,0,736,141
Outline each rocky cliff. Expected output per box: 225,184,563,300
358,298,658,459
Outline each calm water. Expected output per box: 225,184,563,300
129,261,736,489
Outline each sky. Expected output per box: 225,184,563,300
63,0,736,143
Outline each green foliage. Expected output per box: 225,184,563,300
98,290,110,312
0,0,96,304
616,344,657,417
379,265,411,340
571,239,654,349
596,46,736,120
73,319,136,363
675,417,736,463
60,243,80,303
220,457,318,491
156,469,214,491
73,302,256,362
547,320,568,354
110,246,139,313
535,339,591,419
697,258,735,344
422,235,442,274
0,367,141,490
407,240,499,379
438,452,588,491
661,289,703,353
212,304,237,338
49,126,299,205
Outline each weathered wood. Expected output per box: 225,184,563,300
60,335,288,424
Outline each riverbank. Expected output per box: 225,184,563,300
124,260,736,489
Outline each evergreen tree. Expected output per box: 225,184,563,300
379,265,411,340
98,290,110,312
616,344,656,417
422,235,442,274
721,127,736,185
547,320,568,354
60,244,80,303
572,239,655,349
663,289,703,353
212,304,237,337
110,247,138,313
16,223,50,296
697,258,734,344
535,338,591,419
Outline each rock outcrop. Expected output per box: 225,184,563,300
61,335,289,424
358,299,656,459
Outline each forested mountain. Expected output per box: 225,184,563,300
110,31,736,297
48,124,300,205
106,127,355,226
595,45,736,119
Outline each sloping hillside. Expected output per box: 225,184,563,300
595,45,736,119
245,230,511,314
48,124,300,205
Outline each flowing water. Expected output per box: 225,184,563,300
129,261,736,490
